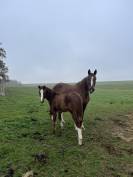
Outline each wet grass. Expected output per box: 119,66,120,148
0,82,133,177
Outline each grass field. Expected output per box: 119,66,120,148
0,81,133,177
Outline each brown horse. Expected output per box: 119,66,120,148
53,69,97,127
38,85,83,145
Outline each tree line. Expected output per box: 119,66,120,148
0,43,8,96
0,44,8,80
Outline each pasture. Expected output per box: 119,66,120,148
0,81,133,177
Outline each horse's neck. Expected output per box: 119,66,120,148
45,88,55,105
76,77,88,92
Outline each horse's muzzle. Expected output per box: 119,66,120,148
90,88,95,94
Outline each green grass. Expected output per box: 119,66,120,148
0,82,133,177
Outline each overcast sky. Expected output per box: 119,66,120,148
0,0,133,83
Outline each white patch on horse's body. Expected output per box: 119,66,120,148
77,127,82,145
40,89,43,102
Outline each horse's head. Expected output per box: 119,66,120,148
87,69,97,94
38,85,46,103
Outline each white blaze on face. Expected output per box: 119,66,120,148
40,89,44,102
91,76,94,87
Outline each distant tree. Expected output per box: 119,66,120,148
0,43,9,96
0,47,6,58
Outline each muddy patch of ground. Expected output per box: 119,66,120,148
112,113,133,143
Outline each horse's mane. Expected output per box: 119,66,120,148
76,77,88,90
76,77,87,85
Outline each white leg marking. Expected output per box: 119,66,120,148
60,113,65,128
51,115,53,121
60,121,64,128
74,124,78,131
77,127,82,145
61,113,65,123
82,123,85,130
40,89,43,102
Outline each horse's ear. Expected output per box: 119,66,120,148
94,69,97,75
88,69,91,75
38,85,41,89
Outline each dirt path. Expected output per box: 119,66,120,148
112,113,133,143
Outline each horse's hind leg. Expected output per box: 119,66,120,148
58,112,65,129
77,126,82,145
61,113,65,123
52,113,57,134
72,112,83,145
81,123,85,130
74,123,85,130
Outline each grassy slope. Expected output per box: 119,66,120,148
0,82,133,177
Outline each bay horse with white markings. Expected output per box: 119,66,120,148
38,85,83,145
53,69,97,127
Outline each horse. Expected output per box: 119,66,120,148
38,85,83,145
53,69,97,127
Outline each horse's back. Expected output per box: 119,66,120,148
53,83,75,93
53,82,90,111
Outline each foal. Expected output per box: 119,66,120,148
38,85,83,145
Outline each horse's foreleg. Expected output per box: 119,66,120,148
82,104,87,130
83,104,86,116
61,113,65,123
52,113,57,134
61,113,65,128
